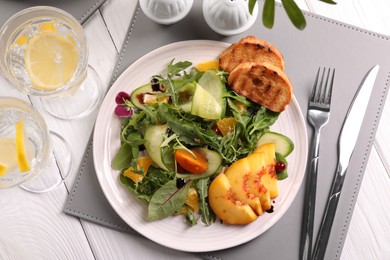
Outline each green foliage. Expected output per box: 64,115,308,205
248,0,336,30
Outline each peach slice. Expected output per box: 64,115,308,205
246,152,272,211
209,173,257,224
254,143,278,198
224,158,263,216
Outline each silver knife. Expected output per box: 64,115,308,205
312,65,379,260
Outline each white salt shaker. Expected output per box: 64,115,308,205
139,0,194,25
203,0,259,36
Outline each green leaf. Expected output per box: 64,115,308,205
262,0,275,29
148,179,191,221
318,0,337,4
196,178,216,226
112,143,133,170
281,0,306,30
248,0,257,15
167,60,192,78
275,152,288,180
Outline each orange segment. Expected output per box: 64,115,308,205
216,117,236,136
123,157,153,183
15,121,31,173
185,187,199,212
195,60,219,72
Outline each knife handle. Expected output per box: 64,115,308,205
300,129,321,260
312,163,346,260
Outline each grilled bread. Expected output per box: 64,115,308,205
228,61,292,112
219,36,285,73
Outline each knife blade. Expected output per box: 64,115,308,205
312,64,379,260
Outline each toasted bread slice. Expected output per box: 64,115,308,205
219,36,285,73
228,61,292,112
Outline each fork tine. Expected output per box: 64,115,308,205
310,68,321,102
318,68,330,104
325,69,335,105
311,68,335,106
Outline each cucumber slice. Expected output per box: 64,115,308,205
190,82,222,119
144,124,170,171
197,69,226,117
176,148,222,180
257,132,294,157
177,83,196,112
275,152,288,180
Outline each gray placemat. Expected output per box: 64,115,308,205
0,0,106,25
64,1,390,259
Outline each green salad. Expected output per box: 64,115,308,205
111,60,293,226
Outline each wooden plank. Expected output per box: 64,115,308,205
101,0,139,52
340,148,390,259
0,181,94,259
0,9,117,260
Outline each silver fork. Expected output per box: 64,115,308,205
300,68,335,260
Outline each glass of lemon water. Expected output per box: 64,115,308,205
0,97,71,192
0,6,102,119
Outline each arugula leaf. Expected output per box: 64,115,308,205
196,178,216,226
124,132,144,146
148,179,191,221
167,60,192,78
156,60,193,105
185,209,198,226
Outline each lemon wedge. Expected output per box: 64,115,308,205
0,138,18,176
24,32,79,90
15,121,31,173
195,60,219,72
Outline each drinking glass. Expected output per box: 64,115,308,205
0,6,102,120
0,97,71,192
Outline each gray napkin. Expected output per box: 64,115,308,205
65,2,390,259
0,0,106,25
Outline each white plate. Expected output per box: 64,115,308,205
93,40,308,252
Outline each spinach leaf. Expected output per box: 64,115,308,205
112,143,133,170
148,179,191,221
120,166,174,202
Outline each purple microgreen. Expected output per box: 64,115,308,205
115,91,131,105
115,105,133,117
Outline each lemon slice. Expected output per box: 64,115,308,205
24,33,79,90
40,21,57,33
15,121,31,173
195,60,219,72
0,138,18,176
0,163,6,177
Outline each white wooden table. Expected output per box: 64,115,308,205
1,0,389,259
